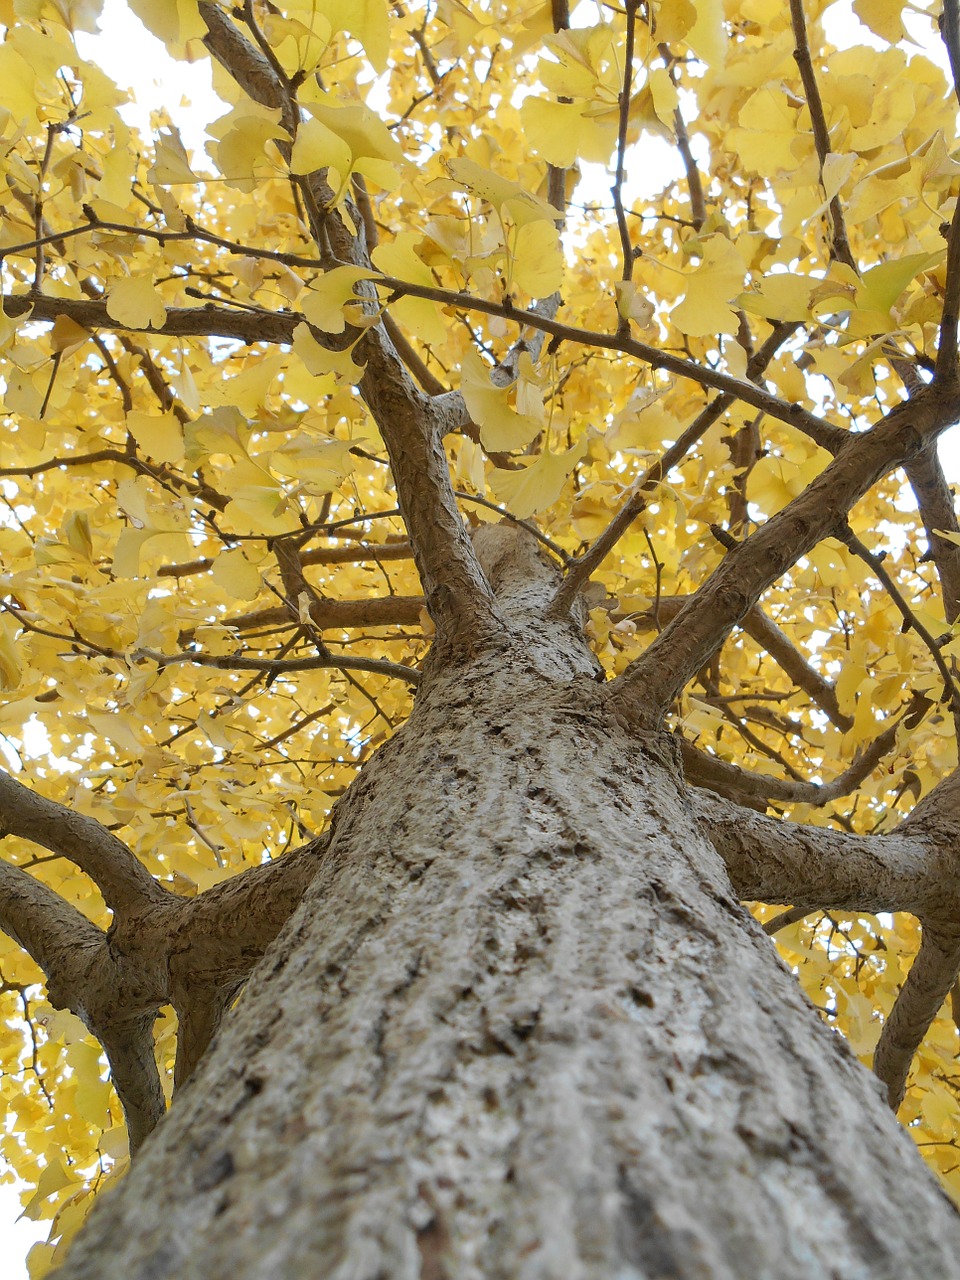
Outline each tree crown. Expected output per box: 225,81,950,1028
2,0,960,1271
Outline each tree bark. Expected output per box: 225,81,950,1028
53,539,960,1280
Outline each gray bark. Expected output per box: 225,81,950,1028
53,537,960,1280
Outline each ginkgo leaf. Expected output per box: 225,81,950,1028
289,116,352,180
445,157,562,226
292,322,362,381
105,278,167,329
313,0,390,73
616,281,656,327
511,221,563,296
212,550,262,600
126,411,185,465
852,0,905,43
459,347,542,452
302,266,376,334
372,233,446,344
738,273,814,322
220,460,300,535
490,440,588,517
270,434,359,491
126,0,207,51
521,97,619,167
0,619,21,691
147,127,196,186
291,100,402,193
49,315,89,354
672,235,746,336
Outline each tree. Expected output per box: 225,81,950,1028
3,0,960,1272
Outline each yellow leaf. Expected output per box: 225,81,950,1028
209,110,287,192
672,235,745,336
105,278,167,330
459,347,541,452
126,0,206,51
372,233,446,344
291,100,402,194
221,460,300,535
616,281,656,327
49,315,89,354
291,322,361,381
0,618,22,691
289,116,352,180
147,127,196,186
653,0,696,44
212,550,262,600
301,266,376,334
314,0,390,72
852,0,905,44
728,88,799,174
270,434,359,491
520,97,619,167
490,440,587,518
685,0,724,64
511,221,563,296
445,157,562,227
126,411,185,465
738,273,814,322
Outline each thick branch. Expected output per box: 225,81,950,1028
200,1,502,650
681,713,898,809
157,542,414,580
873,927,960,1111
0,857,103,985
624,594,850,731
608,388,953,726
167,835,327,1083
98,1015,167,1154
139,647,420,686
0,861,167,1152
692,790,935,918
0,770,167,914
2,292,296,344
904,442,960,623
223,595,423,633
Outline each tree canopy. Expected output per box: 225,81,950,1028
2,0,960,1271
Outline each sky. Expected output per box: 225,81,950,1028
1,2,958,1276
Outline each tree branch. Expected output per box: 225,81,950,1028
157,541,414,580
0,861,166,1153
905,441,960,624
838,525,960,733
692,789,936,919
199,0,503,651
789,0,856,270
0,857,103,986
0,770,168,915
137,647,420,686
873,927,960,1111
681,709,901,809
551,322,797,615
607,387,955,726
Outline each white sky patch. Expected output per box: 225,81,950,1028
0,1180,47,1280
74,0,221,157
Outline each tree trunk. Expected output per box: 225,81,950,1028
54,558,960,1280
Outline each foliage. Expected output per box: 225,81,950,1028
0,0,960,1269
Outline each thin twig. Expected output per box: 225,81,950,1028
839,525,960,738
789,0,856,270
613,0,640,332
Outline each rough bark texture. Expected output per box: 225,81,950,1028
53,536,960,1280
